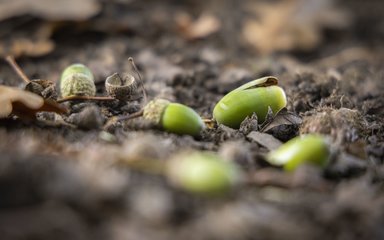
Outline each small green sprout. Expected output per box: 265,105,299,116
213,76,287,129
267,134,330,171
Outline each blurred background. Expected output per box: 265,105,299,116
0,0,383,63
1,0,383,108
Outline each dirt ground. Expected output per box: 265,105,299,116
0,0,383,239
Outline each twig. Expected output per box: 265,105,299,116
4,56,31,83
116,109,144,122
103,110,144,130
57,96,116,103
128,57,148,104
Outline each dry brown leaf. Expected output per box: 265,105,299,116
242,0,350,54
0,22,56,57
246,131,283,150
260,109,302,133
0,86,68,119
176,13,221,40
0,38,55,58
0,0,100,21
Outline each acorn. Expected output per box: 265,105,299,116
143,98,204,136
167,151,241,195
60,63,96,98
213,76,287,129
267,134,330,171
105,73,140,101
25,79,57,100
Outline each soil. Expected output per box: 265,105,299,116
0,0,383,239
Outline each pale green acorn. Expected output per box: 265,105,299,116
60,63,96,98
167,151,241,195
143,99,204,136
213,76,287,129
267,134,330,171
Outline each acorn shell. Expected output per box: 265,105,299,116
213,76,287,129
267,134,330,171
105,73,139,101
60,64,96,98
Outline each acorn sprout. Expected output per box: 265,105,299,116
267,134,330,171
167,151,241,195
60,63,96,98
213,76,287,129
143,99,204,136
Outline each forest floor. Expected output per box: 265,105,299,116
0,0,383,239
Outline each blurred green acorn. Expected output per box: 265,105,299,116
213,76,287,129
167,151,241,195
267,134,330,171
143,98,204,136
60,63,96,98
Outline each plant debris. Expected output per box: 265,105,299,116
0,86,67,119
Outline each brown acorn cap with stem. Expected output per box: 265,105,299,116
105,72,139,101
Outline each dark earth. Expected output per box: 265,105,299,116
0,0,383,239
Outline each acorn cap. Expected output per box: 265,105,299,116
105,73,139,101
25,81,44,95
143,99,170,125
25,79,57,100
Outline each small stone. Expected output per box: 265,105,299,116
247,131,283,150
67,105,104,130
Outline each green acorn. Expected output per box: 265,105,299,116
143,99,204,136
267,134,330,171
60,63,96,98
213,76,287,129
167,151,241,195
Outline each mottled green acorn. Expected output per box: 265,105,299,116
267,134,330,171
143,99,204,136
60,63,96,98
167,151,241,195
213,76,287,129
